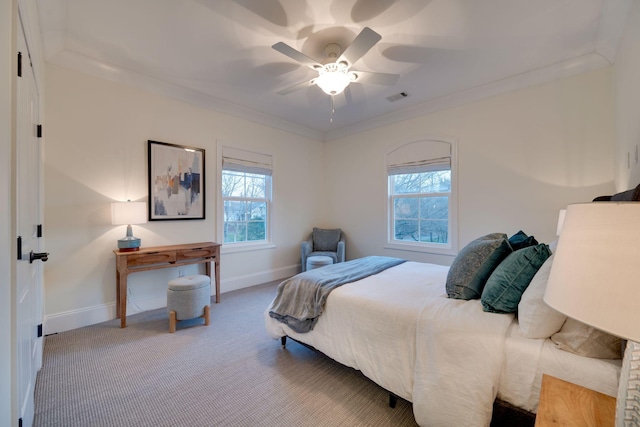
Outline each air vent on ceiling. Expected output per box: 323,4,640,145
386,92,408,102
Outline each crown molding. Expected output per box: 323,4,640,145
44,49,613,144
46,50,325,142
324,52,611,142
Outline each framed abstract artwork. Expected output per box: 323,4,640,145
148,140,205,220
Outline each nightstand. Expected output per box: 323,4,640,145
535,374,616,427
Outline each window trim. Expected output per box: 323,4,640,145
217,145,275,251
385,137,458,256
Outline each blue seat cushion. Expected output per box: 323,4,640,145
308,251,338,263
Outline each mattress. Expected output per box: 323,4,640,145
498,322,621,413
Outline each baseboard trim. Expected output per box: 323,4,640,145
44,303,116,335
43,265,299,335
221,264,298,293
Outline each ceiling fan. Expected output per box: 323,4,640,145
272,27,399,97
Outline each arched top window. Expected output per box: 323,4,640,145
386,139,457,255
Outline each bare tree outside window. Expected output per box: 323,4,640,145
391,171,450,244
222,170,269,243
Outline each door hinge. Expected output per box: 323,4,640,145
17,236,22,260
17,52,22,77
37,124,42,138
37,324,43,338
37,224,43,238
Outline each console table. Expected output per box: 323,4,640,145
114,242,221,328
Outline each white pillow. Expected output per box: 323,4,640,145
551,318,623,359
517,255,567,338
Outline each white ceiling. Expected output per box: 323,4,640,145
36,0,632,141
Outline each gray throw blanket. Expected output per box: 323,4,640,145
268,256,406,333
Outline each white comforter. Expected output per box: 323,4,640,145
412,290,514,426
264,261,516,426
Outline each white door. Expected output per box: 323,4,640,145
16,14,45,427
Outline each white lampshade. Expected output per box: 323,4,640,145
111,201,147,226
555,209,566,236
544,202,640,343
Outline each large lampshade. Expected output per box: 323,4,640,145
111,201,147,251
544,202,640,342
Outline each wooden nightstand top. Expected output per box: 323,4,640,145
535,374,616,427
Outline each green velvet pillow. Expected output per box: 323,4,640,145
446,233,513,300
481,244,552,313
508,230,538,251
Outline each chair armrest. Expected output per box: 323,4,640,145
336,239,345,263
300,236,313,271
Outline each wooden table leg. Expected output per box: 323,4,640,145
119,273,127,328
115,272,121,318
215,258,220,303
206,259,220,303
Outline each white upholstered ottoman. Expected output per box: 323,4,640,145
306,255,333,271
167,274,211,333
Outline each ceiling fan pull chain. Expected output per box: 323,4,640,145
330,95,335,123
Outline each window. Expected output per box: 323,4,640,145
387,139,457,254
221,147,272,245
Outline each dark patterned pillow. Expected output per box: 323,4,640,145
312,227,342,252
446,233,512,300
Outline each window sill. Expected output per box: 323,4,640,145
384,242,457,257
221,242,276,254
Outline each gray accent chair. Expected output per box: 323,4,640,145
301,227,345,272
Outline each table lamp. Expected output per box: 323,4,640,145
111,200,147,251
544,202,640,426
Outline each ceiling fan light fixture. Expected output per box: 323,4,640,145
316,63,351,95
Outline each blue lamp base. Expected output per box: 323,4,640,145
117,225,141,252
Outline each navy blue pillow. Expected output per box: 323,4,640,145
481,244,552,313
508,230,538,251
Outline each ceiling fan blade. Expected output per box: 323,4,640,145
276,79,316,95
352,70,399,86
272,42,322,70
338,27,382,67
343,86,353,105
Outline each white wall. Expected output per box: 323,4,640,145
44,63,324,333
614,0,640,190
325,68,615,264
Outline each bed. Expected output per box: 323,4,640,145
265,230,623,426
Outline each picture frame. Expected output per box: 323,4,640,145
148,140,205,220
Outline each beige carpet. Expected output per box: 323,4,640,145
34,281,418,427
